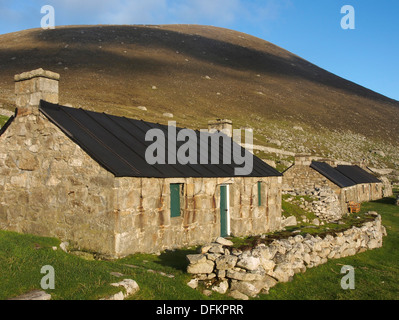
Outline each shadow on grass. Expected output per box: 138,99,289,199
156,247,199,272
370,197,396,206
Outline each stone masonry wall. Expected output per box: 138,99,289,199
187,213,386,299
0,111,117,254
113,176,282,256
283,164,340,194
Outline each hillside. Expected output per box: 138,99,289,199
0,25,398,172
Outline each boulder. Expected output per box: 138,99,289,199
203,289,212,297
226,270,263,281
104,279,140,300
215,255,238,270
206,253,221,261
230,281,260,297
272,266,293,283
236,256,260,271
215,237,234,246
282,216,297,228
9,290,51,300
200,245,212,254
228,290,249,300
186,254,207,265
367,239,381,249
260,258,275,273
187,260,215,274
60,241,69,252
312,218,320,226
212,280,229,294
252,276,278,292
208,243,225,254
187,279,199,289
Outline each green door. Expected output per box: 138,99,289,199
220,185,229,237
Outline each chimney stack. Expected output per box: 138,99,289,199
208,119,233,138
294,154,313,166
14,68,60,115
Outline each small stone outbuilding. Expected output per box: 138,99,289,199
283,155,384,217
0,69,283,257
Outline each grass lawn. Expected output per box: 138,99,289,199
260,195,399,300
0,115,9,128
0,193,398,300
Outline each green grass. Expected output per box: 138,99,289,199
0,193,398,300
0,115,9,128
259,194,399,300
281,194,317,221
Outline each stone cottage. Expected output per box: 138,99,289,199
282,155,383,218
0,69,283,257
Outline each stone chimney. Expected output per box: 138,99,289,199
324,159,337,167
294,154,313,166
208,119,233,137
14,68,60,115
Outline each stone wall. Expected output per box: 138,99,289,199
380,177,393,198
187,213,386,299
113,176,282,256
0,111,117,254
283,163,340,194
285,187,342,222
342,183,383,206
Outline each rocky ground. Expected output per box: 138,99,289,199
253,120,399,180
283,187,342,223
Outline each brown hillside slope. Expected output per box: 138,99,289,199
0,25,398,166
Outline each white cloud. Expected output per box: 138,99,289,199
0,0,293,34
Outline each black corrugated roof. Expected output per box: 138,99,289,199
310,161,356,188
39,101,282,178
336,165,381,184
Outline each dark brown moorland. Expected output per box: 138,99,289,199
0,24,398,145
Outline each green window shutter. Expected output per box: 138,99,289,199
170,184,181,218
220,185,228,237
258,181,262,207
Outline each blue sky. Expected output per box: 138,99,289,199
1,0,398,101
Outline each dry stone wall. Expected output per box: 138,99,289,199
285,187,343,222
187,213,386,299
